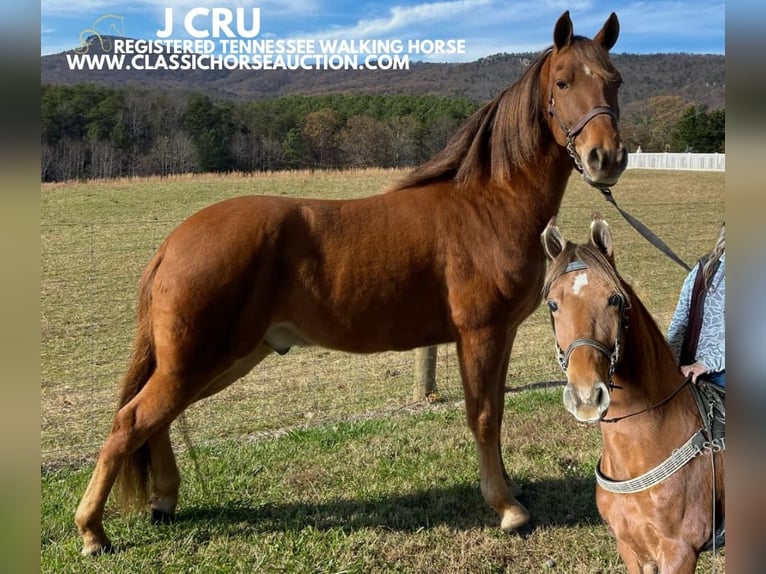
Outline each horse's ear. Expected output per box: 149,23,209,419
553,11,573,50
589,213,614,262
594,12,620,51
542,217,566,261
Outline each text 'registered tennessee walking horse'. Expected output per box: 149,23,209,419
75,11,627,554
541,215,725,573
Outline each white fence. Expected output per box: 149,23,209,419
627,152,725,171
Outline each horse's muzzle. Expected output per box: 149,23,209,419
581,143,628,187
563,381,610,423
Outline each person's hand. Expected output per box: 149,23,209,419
680,362,708,383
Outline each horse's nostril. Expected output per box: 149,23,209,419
595,386,604,405
588,147,604,170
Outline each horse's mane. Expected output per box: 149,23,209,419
390,38,620,193
390,49,551,191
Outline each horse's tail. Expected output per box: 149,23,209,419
114,249,162,513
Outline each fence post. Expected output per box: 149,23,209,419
413,346,437,400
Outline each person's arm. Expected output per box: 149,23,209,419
696,258,725,373
667,268,695,364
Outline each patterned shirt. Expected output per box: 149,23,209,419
667,253,725,372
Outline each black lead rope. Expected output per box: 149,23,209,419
601,375,692,424
596,186,692,273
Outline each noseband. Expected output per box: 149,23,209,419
547,86,618,175
549,260,627,391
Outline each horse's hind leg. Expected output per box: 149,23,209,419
457,326,530,533
75,342,275,555
147,426,180,524
75,370,195,555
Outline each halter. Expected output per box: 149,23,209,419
547,86,618,175
549,260,627,391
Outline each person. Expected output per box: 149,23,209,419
667,223,725,387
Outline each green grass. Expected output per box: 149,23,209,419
41,168,725,571
41,389,725,572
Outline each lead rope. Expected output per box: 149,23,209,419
710,450,716,572
600,375,690,424
710,446,718,573
595,186,692,273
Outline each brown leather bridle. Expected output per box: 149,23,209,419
547,86,619,175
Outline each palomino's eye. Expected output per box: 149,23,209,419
547,300,558,312
608,294,622,307
556,80,568,90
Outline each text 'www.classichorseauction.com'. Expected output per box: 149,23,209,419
67,38,467,72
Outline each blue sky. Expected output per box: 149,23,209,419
40,0,725,59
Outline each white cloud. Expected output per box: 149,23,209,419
302,0,494,39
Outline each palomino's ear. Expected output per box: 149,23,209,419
594,12,619,51
589,213,614,262
542,217,566,261
553,11,573,50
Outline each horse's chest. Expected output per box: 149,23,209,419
445,252,545,329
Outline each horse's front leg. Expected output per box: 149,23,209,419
456,325,530,532
654,541,699,574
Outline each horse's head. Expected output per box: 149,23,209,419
544,11,627,187
541,215,629,423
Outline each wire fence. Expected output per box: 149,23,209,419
41,189,724,466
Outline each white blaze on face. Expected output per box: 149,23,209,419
572,272,589,296
583,64,592,76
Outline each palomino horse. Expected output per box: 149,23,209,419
541,215,725,573
75,11,627,554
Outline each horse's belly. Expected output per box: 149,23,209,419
264,323,317,354
264,309,451,354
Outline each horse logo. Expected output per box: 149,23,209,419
75,14,125,54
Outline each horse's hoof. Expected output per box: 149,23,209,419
151,509,176,525
500,504,531,533
81,540,113,556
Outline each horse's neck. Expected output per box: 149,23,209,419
494,142,573,233
599,297,701,479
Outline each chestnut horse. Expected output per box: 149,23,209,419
541,215,725,573
75,11,627,555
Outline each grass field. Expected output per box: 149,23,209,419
41,168,725,572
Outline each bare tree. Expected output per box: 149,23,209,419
388,115,419,168
89,138,118,179
339,115,394,168
303,109,340,170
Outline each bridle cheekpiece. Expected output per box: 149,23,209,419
547,85,618,176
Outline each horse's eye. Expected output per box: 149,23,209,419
556,80,568,90
608,294,622,307
547,300,558,312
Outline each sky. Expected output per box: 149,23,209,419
40,0,725,60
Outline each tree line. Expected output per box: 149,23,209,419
619,95,725,154
41,85,724,182
41,85,480,181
